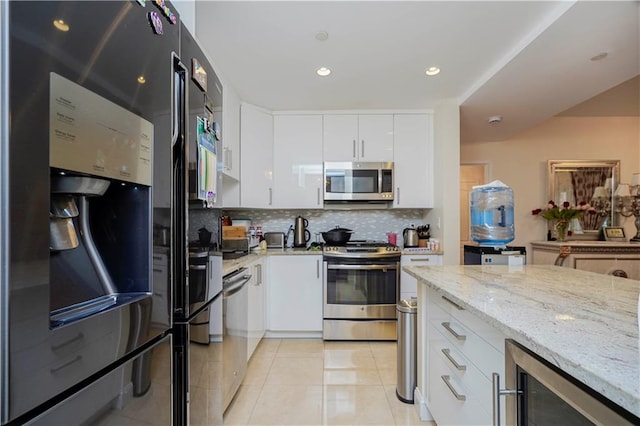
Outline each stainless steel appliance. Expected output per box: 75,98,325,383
463,245,526,265
496,339,639,425
222,268,251,411
323,241,401,340
293,215,311,247
324,161,394,202
403,226,419,248
173,25,224,426
188,251,223,344
1,2,178,424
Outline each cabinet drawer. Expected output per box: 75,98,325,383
429,322,503,414
428,302,503,380
427,333,491,425
429,289,505,354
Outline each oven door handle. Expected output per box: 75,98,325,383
327,264,397,270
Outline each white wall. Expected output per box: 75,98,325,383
461,116,640,250
172,0,196,34
430,100,461,265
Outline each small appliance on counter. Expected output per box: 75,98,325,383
293,215,311,248
264,232,286,249
463,245,526,265
403,226,419,248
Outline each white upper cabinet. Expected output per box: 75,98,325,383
393,114,434,208
240,103,274,208
323,114,394,162
222,84,240,181
273,115,324,208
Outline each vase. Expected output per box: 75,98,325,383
554,220,569,242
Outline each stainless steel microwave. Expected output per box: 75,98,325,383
323,161,394,202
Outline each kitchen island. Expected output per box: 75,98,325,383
404,264,640,422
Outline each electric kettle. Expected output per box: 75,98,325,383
294,216,311,248
403,226,419,248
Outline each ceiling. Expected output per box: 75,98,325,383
194,1,639,144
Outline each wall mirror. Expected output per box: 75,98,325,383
548,160,620,231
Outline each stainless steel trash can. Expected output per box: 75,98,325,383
396,298,417,403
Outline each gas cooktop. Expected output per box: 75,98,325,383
323,240,400,258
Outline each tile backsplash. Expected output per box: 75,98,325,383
185,207,429,247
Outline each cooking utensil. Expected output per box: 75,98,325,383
321,226,353,245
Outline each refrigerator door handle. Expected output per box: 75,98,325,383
172,54,188,317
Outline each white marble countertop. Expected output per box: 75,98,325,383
403,264,640,418
222,248,321,275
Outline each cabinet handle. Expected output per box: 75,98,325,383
352,140,356,159
268,188,273,205
256,264,262,285
51,333,84,352
361,140,365,158
317,187,321,206
492,372,521,426
441,375,466,401
50,355,82,374
228,148,233,171
442,295,465,310
317,259,320,279
396,187,400,204
442,348,466,370
410,258,430,262
441,321,466,341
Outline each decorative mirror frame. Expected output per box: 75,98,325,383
547,160,620,231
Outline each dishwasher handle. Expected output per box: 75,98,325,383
223,269,251,297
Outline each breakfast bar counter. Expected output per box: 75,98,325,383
403,264,640,419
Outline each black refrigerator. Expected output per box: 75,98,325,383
0,1,215,425
172,26,225,426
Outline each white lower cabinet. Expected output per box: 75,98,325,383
267,255,323,335
247,258,266,360
418,285,506,425
400,254,441,301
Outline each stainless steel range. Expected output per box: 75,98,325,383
323,241,401,340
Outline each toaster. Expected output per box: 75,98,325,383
264,232,286,249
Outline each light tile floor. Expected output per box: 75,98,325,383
223,339,435,426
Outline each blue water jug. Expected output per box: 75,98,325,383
470,181,514,246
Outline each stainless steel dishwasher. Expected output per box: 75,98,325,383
222,267,251,412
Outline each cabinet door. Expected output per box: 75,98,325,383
273,115,323,208
400,254,441,299
393,114,434,208
247,259,265,359
323,114,358,161
222,84,241,181
240,104,273,208
357,115,394,162
268,255,323,332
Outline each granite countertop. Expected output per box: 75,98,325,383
222,247,321,275
404,264,640,418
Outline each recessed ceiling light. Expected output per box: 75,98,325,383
488,115,503,124
53,19,69,32
425,67,440,76
590,52,608,61
137,75,146,84
316,67,331,77
315,31,329,42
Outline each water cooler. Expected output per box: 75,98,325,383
465,180,526,265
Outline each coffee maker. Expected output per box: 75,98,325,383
293,216,311,248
